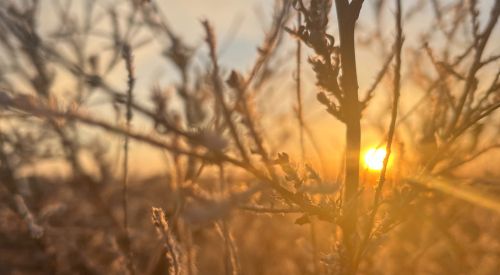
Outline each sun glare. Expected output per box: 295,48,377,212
364,148,387,171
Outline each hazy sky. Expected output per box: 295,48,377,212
36,0,499,94
30,0,500,176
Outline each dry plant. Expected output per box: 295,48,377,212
0,0,499,274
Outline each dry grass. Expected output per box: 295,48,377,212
0,0,500,274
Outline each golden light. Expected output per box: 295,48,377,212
364,148,387,171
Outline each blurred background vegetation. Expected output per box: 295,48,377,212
0,0,499,274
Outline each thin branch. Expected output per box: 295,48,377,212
357,0,403,264
202,20,250,163
218,165,240,275
1,93,338,223
121,43,136,275
361,52,394,108
435,144,500,174
296,11,305,161
447,1,500,135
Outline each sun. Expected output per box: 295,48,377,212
364,148,387,171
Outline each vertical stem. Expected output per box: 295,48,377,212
335,1,362,273
295,11,319,271
122,43,136,275
202,20,250,163
296,11,306,161
219,165,240,275
337,7,361,204
355,0,403,269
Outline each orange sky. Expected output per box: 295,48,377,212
17,0,500,178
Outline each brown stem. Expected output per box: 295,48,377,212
335,0,363,272
121,43,136,275
296,11,305,161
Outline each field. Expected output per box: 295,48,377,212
1,0,500,274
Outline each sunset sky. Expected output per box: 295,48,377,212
30,0,500,177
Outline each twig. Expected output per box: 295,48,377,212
151,207,183,275
296,11,305,161
121,42,136,275
361,52,395,108
356,0,403,265
1,94,337,223
447,1,500,136
201,20,250,163
218,165,240,275
434,144,500,175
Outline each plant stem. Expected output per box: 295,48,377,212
335,0,362,273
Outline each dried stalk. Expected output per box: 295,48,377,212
356,0,403,267
121,43,136,275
